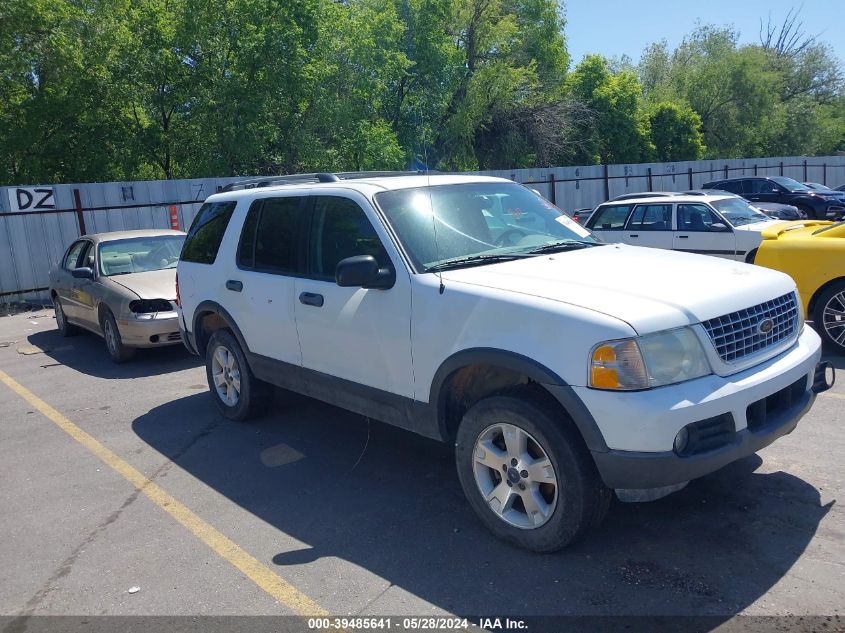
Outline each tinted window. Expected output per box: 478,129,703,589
181,201,237,264
237,203,261,268
677,204,724,232
588,205,632,230
310,196,389,279
253,197,303,273
627,204,671,231
64,241,86,269
717,180,744,194
747,179,780,194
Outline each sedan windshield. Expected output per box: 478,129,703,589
711,198,771,227
771,176,811,192
375,183,599,271
99,235,186,276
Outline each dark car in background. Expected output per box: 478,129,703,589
753,202,806,220
701,176,845,220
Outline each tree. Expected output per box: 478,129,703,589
647,102,705,161
567,55,653,164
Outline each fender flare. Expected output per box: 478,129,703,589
191,300,251,357
429,348,608,452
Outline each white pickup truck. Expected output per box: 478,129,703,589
176,173,832,551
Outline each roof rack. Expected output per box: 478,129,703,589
220,170,435,193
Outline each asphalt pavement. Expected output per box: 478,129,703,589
0,310,842,630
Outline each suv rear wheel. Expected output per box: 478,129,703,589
455,389,611,552
205,329,271,421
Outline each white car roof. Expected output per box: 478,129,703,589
602,193,736,205
205,174,513,204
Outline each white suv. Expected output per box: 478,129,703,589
586,192,778,262
176,173,831,552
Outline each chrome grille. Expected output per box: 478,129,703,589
702,292,799,363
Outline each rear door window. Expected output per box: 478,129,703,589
717,180,744,194
587,205,632,230
250,197,306,274
627,204,672,231
181,201,237,264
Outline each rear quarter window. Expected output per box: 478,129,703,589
181,201,237,264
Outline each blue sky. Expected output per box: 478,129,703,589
564,0,845,67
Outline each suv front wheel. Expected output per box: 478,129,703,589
205,329,271,421
455,389,611,552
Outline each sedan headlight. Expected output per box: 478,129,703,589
590,327,712,390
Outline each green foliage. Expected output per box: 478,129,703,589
647,101,705,161
0,1,842,185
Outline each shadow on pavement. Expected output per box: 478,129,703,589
132,389,831,620
26,328,201,379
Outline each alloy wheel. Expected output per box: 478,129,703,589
823,290,845,348
211,345,241,407
472,423,558,529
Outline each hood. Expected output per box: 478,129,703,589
107,268,177,300
440,244,796,334
734,219,781,232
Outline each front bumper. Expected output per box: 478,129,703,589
117,311,182,348
573,325,824,490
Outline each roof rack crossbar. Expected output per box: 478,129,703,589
220,170,436,192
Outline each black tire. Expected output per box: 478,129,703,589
745,248,758,264
455,388,611,552
53,297,79,337
101,309,136,363
814,280,845,353
205,329,271,421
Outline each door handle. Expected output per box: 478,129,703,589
225,280,243,292
299,292,324,307
677,235,689,239
628,234,639,238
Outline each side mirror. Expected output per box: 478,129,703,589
710,223,731,232
335,255,395,289
72,267,94,279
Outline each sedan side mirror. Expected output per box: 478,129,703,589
335,255,395,289
710,223,731,232
72,267,94,279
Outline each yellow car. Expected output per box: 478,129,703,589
755,220,845,351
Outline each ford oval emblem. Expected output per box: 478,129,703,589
757,318,775,335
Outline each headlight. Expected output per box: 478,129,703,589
590,327,711,390
129,299,174,314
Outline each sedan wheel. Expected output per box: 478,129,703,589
211,345,241,407
54,299,78,336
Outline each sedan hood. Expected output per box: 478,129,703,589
441,244,796,334
734,219,781,232
107,268,177,300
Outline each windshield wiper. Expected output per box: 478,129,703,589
425,253,534,272
525,240,599,254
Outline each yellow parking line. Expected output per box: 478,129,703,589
820,391,845,400
0,369,328,616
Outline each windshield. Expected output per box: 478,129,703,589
771,176,810,192
99,235,186,276
375,183,599,271
711,197,771,227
